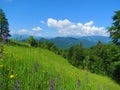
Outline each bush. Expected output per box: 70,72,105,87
112,62,120,84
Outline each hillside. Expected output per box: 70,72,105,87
0,46,120,90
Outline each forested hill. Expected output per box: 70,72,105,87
49,36,111,48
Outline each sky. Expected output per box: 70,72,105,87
0,0,120,37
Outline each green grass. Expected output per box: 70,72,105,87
0,45,120,90
8,39,30,47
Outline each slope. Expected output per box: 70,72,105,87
0,45,119,90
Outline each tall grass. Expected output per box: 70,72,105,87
0,45,120,90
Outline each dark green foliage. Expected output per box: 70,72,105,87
86,55,103,74
90,43,120,82
64,41,120,84
109,61,120,83
37,39,60,54
112,62,120,83
26,36,37,47
68,43,85,67
108,10,120,45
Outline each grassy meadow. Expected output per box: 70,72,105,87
0,45,120,90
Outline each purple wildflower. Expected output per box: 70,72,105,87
78,79,81,90
2,33,7,44
49,79,55,90
14,80,20,90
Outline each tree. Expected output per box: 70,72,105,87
0,9,10,43
108,10,120,45
109,61,120,84
26,36,37,47
67,43,85,67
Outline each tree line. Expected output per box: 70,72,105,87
62,41,120,84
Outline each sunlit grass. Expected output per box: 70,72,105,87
0,45,119,90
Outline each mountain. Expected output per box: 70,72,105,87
2,45,120,90
11,34,111,49
80,36,111,44
49,36,111,49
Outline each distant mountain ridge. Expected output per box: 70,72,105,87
49,36,111,48
11,34,111,49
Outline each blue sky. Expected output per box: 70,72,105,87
0,0,120,37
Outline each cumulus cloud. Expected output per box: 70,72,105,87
48,18,73,28
10,29,29,35
47,18,108,36
32,26,42,31
18,29,28,34
84,21,93,26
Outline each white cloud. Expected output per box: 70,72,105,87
32,26,42,31
18,29,28,34
47,18,109,36
10,29,29,35
48,18,73,28
84,21,93,26
11,28,42,37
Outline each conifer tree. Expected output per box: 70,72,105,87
108,10,120,45
0,9,10,43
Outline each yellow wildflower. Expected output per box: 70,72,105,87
10,75,14,79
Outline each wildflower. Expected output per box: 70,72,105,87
14,80,20,90
78,79,81,90
10,75,14,79
2,33,8,44
49,79,55,90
